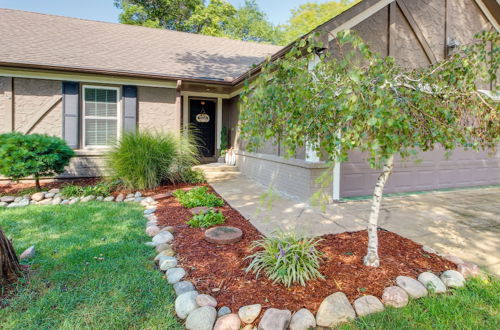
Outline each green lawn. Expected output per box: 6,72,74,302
0,203,182,329
338,276,499,330
1,203,498,329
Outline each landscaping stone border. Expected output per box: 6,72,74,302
6,188,483,329
141,196,486,330
0,189,155,208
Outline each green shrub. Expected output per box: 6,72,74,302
172,186,224,208
245,233,324,287
179,169,207,184
187,209,226,228
106,131,199,189
60,181,119,198
0,133,74,190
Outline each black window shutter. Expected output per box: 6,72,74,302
123,85,137,133
62,81,80,149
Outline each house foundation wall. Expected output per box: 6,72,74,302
236,151,332,201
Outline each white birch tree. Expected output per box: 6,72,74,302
239,30,499,267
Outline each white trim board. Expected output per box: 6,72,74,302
0,67,177,88
328,0,395,41
475,0,500,32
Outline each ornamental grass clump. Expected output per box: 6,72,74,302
187,209,226,228
106,131,199,189
245,233,324,287
172,186,224,208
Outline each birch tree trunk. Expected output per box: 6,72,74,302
0,228,22,286
363,155,395,267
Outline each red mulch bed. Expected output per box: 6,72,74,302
154,184,456,313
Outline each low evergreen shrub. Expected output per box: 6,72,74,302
0,133,74,190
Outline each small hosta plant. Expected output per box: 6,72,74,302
187,209,226,228
245,233,324,287
173,186,224,208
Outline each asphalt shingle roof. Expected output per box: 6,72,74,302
0,8,283,82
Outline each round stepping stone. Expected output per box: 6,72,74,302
204,226,243,245
442,254,465,265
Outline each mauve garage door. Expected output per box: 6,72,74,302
340,147,500,198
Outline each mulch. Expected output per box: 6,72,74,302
1,180,456,313
153,184,457,312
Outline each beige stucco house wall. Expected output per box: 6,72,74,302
0,76,178,179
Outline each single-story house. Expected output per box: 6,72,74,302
1,0,499,201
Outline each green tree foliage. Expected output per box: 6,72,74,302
240,30,499,267
115,0,280,43
115,0,202,31
278,0,360,44
0,133,75,190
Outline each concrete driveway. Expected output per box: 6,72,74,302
200,164,500,276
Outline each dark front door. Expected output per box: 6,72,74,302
189,99,216,157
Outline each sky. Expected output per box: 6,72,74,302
0,0,331,25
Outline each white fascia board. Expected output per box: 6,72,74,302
0,67,177,88
328,0,395,41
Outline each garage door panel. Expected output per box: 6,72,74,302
340,147,500,197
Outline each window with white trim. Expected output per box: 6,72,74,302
83,86,120,147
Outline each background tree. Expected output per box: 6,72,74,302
240,31,499,267
0,133,75,190
278,0,360,44
115,0,280,43
115,0,202,31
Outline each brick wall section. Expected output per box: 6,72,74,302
237,151,332,201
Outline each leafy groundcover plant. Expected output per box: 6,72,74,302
246,233,324,287
0,133,74,190
106,131,199,190
172,186,224,208
187,209,226,228
60,180,120,198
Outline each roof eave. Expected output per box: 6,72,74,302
0,61,235,86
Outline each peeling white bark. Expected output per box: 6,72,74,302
363,155,395,267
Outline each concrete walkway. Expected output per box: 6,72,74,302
197,164,500,276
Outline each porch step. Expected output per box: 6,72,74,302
193,163,240,182
193,163,240,173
